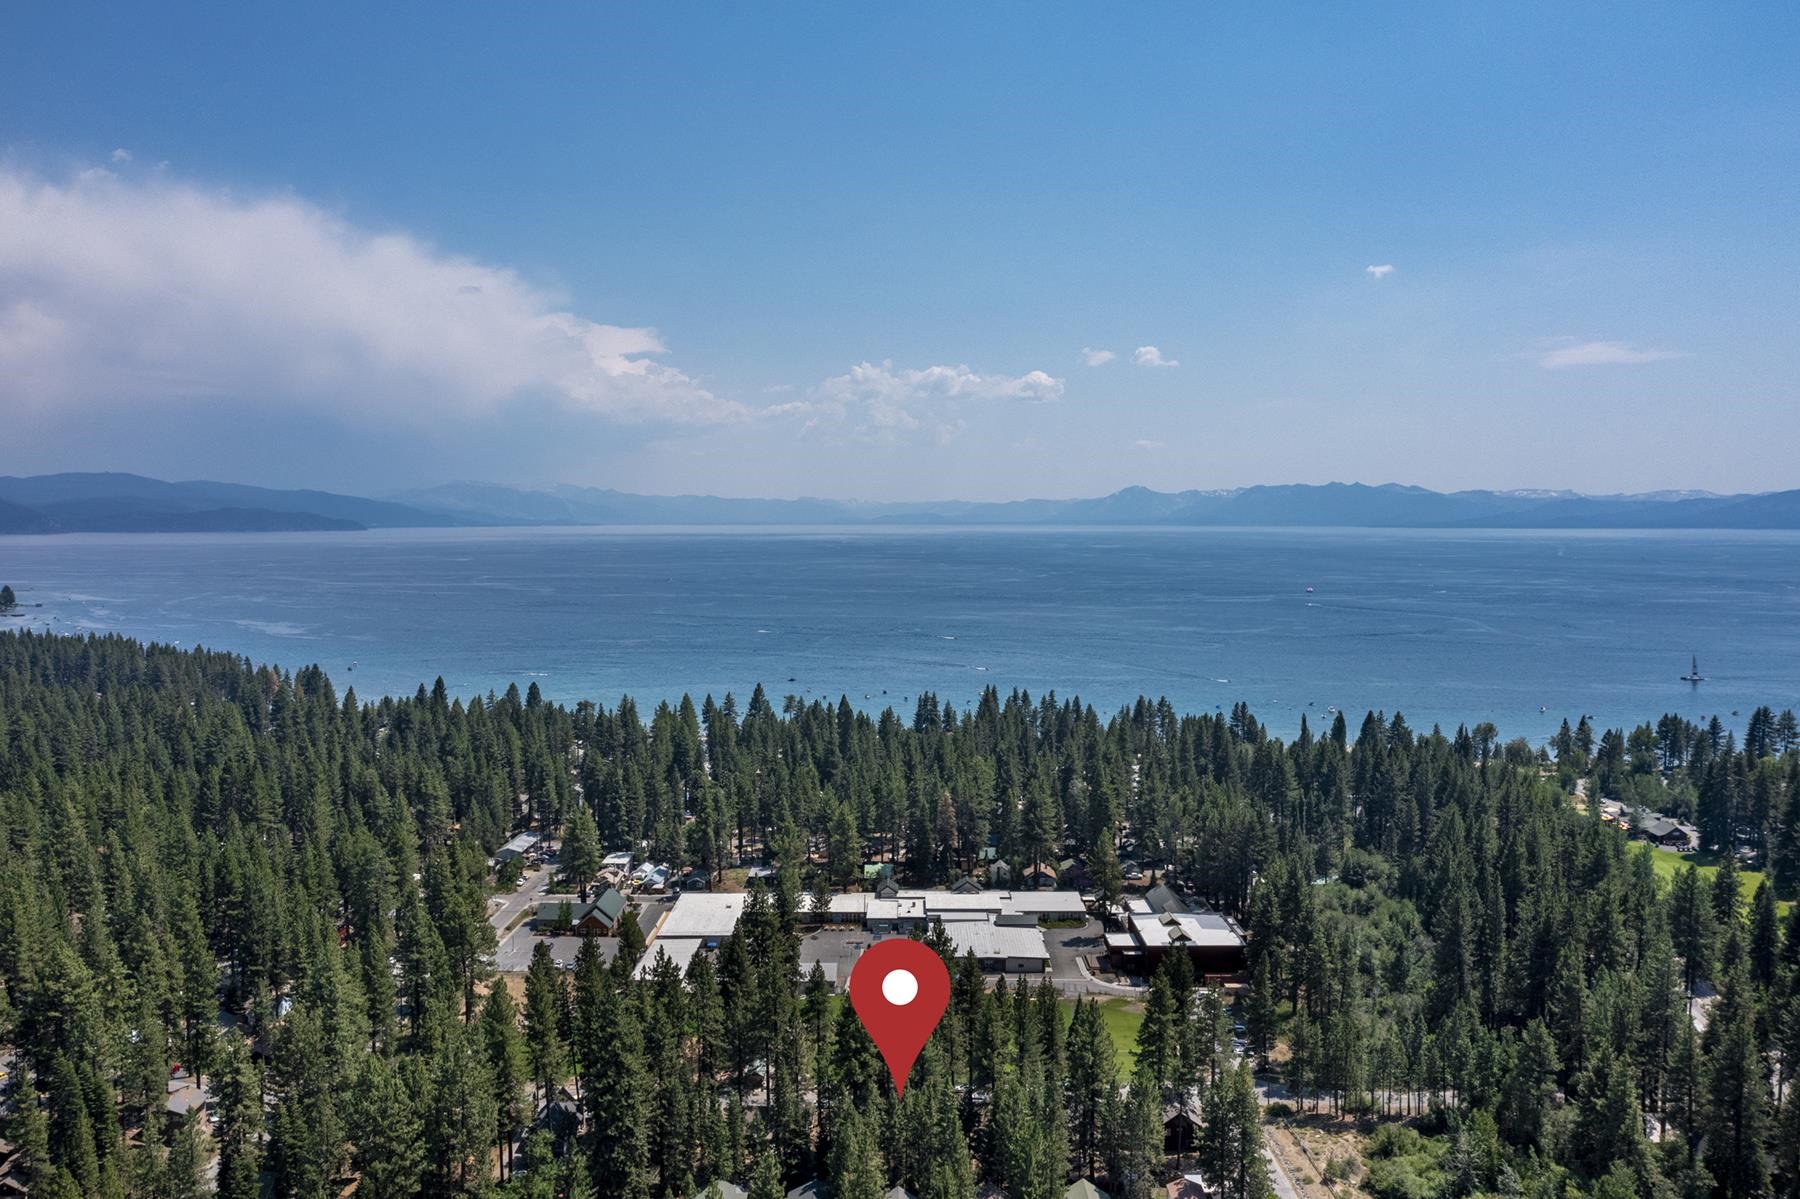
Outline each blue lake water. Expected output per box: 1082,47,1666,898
2,525,1796,743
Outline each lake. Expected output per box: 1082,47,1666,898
2,525,1796,743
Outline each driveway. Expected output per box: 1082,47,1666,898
1047,919,1147,996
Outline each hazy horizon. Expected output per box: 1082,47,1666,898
0,469,1769,508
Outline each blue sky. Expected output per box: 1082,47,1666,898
1,3,1796,500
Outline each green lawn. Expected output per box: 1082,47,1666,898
1639,844,1793,916
1061,995,1143,1068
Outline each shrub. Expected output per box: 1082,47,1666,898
1365,1124,1426,1160
1363,1159,1439,1199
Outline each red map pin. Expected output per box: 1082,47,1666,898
848,938,951,1096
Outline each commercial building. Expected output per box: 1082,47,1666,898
809,885,1084,929
656,892,748,943
1105,885,1246,976
942,919,1051,973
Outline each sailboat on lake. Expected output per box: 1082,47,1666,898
1680,654,1705,683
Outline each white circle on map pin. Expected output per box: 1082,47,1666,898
882,968,919,1006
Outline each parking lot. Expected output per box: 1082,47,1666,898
799,926,880,987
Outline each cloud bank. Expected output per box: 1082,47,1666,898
0,165,741,427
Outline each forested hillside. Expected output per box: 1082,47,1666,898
0,631,1795,1199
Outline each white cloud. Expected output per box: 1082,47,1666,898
110,148,133,164
1133,438,1166,450
1366,263,1394,279
1133,345,1178,368
816,361,1063,406
1536,339,1686,369
0,166,741,427
1081,347,1116,367
780,359,1064,442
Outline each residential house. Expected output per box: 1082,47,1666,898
1163,1174,1215,1199
692,1184,748,1199
495,831,541,864
1162,1097,1204,1155
1634,817,1698,851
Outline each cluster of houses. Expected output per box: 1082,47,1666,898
529,851,708,937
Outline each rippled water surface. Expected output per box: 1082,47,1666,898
3,525,1796,741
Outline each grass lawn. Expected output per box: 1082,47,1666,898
1639,844,1793,916
1060,995,1143,1068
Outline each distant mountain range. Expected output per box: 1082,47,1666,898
2,472,1798,533
0,473,455,533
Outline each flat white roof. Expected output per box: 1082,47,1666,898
657,892,747,940
944,920,1050,962
805,887,1086,922
634,936,704,979
912,891,1005,914
1007,892,1087,917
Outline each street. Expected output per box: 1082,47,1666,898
488,863,554,971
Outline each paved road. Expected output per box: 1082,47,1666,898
489,864,554,970
1263,1143,1301,1199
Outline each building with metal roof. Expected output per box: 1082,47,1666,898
943,920,1050,973
495,831,541,863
